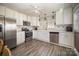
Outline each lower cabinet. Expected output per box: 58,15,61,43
50,32,59,43
17,31,25,45
33,30,50,42
50,32,74,48
59,32,74,48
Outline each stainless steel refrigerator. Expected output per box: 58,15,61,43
0,15,16,49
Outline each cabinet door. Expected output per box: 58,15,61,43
17,32,25,45
64,8,72,24
5,8,14,18
0,6,5,16
17,13,23,25
22,14,27,21
16,12,20,25
59,32,74,47
65,33,74,47
27,16,31,25
12,10,18,19
56,9,64,25
20,14,24,25
33,30,38,39
37,31,49,42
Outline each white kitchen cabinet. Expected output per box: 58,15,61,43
22,14,27,21
33,30,38,39
27,16,32,25
12,10,19,19
5,7,28,25
16,12,20,25
56,8,72,25
16,13,23,25
5,8,15,19
64,8,72,24
27,16,31,22
0,6,5,16
33,30,49,42
56,9,64,25
59,32,74,48
37,31,49,42
19,13,24,25
17,31,25,45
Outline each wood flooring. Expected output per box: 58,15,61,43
12,39,77,56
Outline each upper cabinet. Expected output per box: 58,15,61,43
22,14,28,21
5,8,15,19
56,8,72,25
5,8,23,25
5,7,27,25
56,9,64,25
15,12,27,25
0,6,5,16
16,13,23,25
63,8,72,24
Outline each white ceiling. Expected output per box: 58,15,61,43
0,3,74,16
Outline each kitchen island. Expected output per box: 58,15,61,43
33,30,74,48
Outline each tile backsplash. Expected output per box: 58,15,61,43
38,25,66,31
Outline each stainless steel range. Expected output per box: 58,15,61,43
25,31,32,42
22,27,32,42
